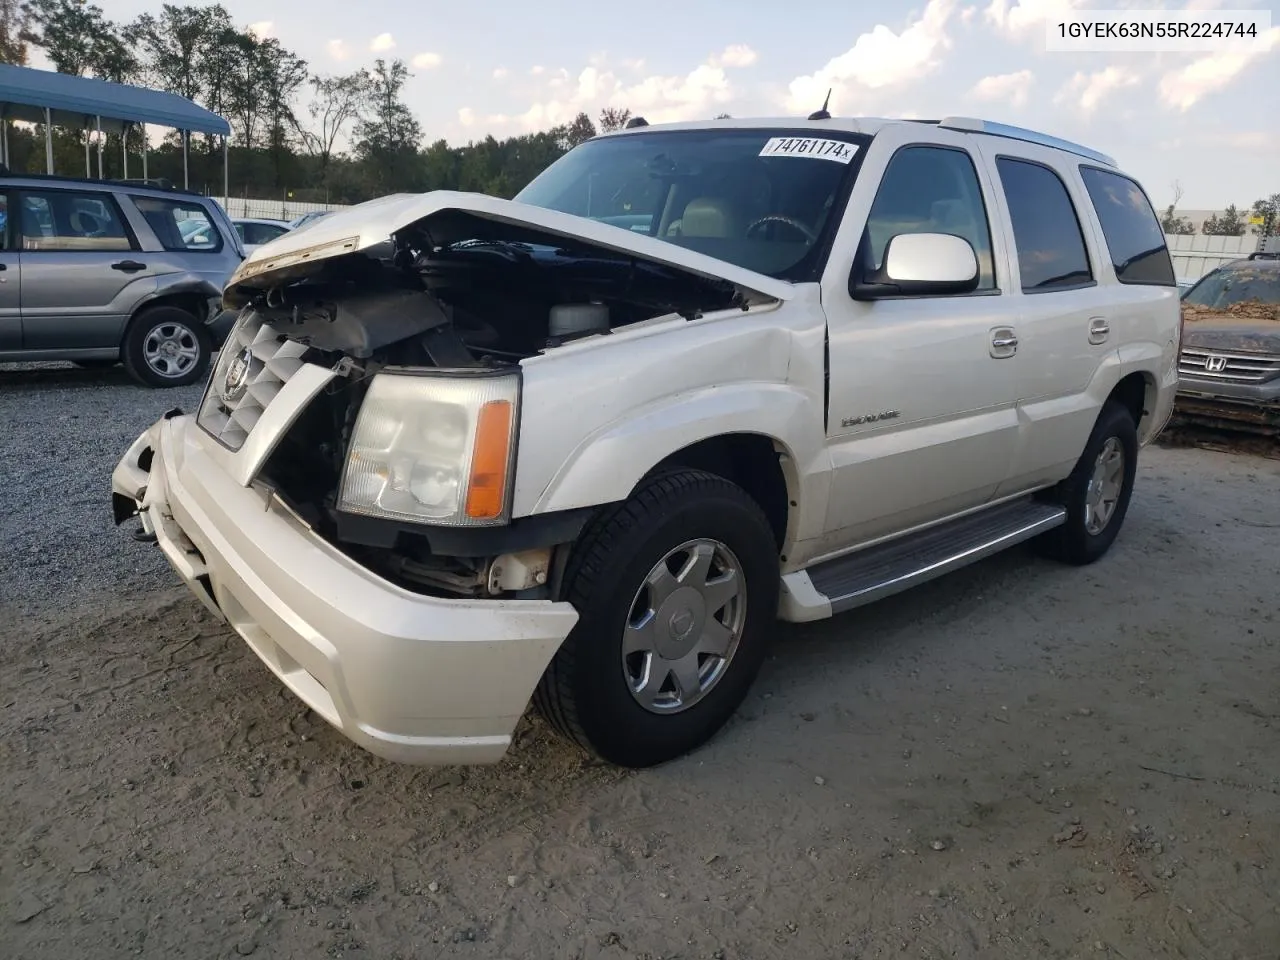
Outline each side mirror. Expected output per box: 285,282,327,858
849,232,980,300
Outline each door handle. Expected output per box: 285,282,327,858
1088,317,1110,344
111,260,147,273
989,327,1018,359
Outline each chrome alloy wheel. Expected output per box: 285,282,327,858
1084,436,1125,535
622,539,747,714
143,321,201,379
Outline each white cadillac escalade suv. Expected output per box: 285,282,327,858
112,115,1181,769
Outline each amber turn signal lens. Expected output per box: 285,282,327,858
464,399,514,520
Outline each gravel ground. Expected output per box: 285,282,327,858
2,361,1279,960
0,362,204,621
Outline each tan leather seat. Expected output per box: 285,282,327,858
669,196,741,238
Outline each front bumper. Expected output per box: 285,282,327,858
1174,376,1280,435
111,414,579,765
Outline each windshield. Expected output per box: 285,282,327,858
514,128,869,281
1184,263,1280,308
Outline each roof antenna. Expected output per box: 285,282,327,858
808,89,832,121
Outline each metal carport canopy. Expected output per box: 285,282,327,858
0,63,230,192
0,63,229,136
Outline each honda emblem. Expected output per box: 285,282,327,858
1204,355,1227,373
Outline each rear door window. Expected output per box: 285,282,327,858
17,189,134,252
994,157,1094,293
1079,166,1176,286
131,196,223,252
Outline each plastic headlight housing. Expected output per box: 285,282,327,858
338,369,520,527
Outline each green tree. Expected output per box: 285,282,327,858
300,71,370,182
20,0,133,79
1160,181,1194,235
1251,193,1279,238
355,58,422,191
558,111,596,149
1202,204,1247,237
598,106,631,132
130,4,234,102
1,0,29,63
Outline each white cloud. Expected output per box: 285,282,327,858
711,44,758,68
530,65,545,76
493,67,510,81
458,107,477,127
970,68,1034,107
507,48,760,133
327,39,349,62
412,52,442,69
960,6,977,24
622,58,646,72
1053,66,1142,116
1157,26,1280,110
247,21,273,39
786,0,957,112
370,33,396,53
984,0,1082,38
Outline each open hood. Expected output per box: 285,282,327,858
223,190,795,309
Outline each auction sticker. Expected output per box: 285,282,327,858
758,137,858,163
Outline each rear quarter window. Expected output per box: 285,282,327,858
1079,166,1175,286
130,195,223,253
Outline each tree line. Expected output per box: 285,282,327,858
0,1,637,203
1157,183,1276,239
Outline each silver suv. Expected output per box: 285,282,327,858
0,174,244,386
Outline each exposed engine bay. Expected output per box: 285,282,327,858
232,211,751,365
218,212,761,599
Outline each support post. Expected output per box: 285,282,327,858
141,124,147,180
84,127,90,176
44,107,53,174
96,115,103,179
182,130,189,188
1,112,7,167
223,135,229,205
122,122,129,179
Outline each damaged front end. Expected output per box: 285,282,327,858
188,194,784,599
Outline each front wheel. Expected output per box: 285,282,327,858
1036,400,1138,565
121,305,212,388
534,469,780,768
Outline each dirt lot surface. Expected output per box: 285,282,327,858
2,367,1279,960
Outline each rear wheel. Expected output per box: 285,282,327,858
1036,400,1138,565
122,305,211,388
534,469,779,768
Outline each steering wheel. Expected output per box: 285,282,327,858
745,215,818,244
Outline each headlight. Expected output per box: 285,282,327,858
338,369,520,527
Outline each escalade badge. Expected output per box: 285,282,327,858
221,347,253,404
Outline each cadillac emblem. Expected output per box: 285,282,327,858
220,346,253,404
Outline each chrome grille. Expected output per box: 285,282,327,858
196,311,311,451
1178,347,1280,383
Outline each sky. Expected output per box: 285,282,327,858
91,0,1280,209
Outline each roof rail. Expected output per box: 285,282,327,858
937,117,1117,167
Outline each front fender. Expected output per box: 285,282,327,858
531,381,828,532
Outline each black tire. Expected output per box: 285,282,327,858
1036,400,1138,565
121,305,212,388
534,468,780,768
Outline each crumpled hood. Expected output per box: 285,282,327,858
223,190,795,308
